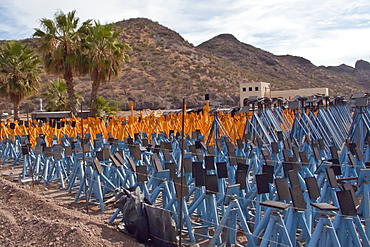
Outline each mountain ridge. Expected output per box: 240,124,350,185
4,17,370,112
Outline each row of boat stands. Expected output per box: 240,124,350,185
2,93,370,246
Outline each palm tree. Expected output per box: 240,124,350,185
33,10,91,114
0,41,41,120
84,21,130,117
95,96,119,118
41,78,70,111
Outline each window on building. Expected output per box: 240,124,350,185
255,87,259,91
249,87,252,91
243,87,246,92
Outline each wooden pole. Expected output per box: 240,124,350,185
179,98,185,247
129,101,134,124
81,102,89,214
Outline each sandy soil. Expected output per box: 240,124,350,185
0,164,144,247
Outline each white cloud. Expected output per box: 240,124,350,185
1,0,370,66
282,27,370,66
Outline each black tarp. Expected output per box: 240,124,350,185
144,204,177,247
115,187,178,246
115,187,149,242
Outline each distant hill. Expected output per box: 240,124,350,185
6,18,370,112
197,33,370,95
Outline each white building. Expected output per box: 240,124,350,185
240,82,329,106
240,82,271,99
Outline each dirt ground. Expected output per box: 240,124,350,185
0,164,144,247
0,163,247,247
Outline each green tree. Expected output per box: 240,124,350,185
41,78,70,111
95,96,119,118
83,21,130,117
0,41,41,120
33,10,91,115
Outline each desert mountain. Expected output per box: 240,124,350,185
11,18,370,111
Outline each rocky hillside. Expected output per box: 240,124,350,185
108,18,244,109
197,34,370,95
10,18,370,111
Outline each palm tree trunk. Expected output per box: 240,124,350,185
64,68,77,115
13,98,20,121
90,79,101,117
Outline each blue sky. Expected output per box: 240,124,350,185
1,0,370,67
